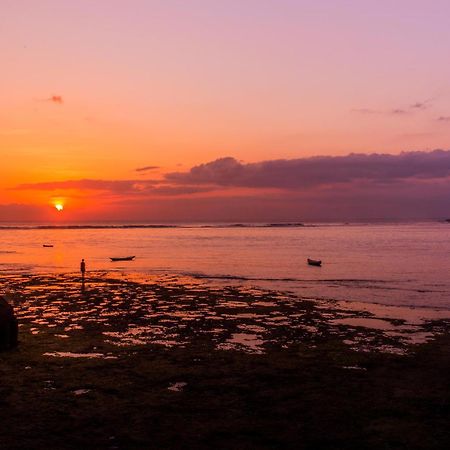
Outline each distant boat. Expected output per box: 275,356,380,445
307,258,322,267
42,244,54,248
110,256,135,262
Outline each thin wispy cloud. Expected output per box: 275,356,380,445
353,99,434,117
351,108,380,115
437,116,450,122
135,166,160,173
391,108,409,115
410,99,432,110
12,178,212,197
48,95,63,104
35,95,64,104
14,179,155,194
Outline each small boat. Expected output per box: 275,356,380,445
110,256,135,262
43,244,54,248
307,258,322,267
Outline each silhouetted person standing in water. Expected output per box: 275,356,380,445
80,259,86,292
80,259,86,280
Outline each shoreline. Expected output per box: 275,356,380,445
2,266,449,312
3,271,449,354
1,272,449,448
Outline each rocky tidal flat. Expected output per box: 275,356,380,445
0,272,449,449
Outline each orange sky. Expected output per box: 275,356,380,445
2,1,450,221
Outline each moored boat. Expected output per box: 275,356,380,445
307,258,322,267
110,256,135,262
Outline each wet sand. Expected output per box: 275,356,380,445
1,272,449,449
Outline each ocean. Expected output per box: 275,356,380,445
1,222,449,310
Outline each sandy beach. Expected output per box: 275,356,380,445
1,273,449,449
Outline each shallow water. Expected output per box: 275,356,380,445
1,222,449,309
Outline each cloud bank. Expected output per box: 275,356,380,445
10,150,450,221
166,150,450,189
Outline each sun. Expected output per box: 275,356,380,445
51,198,66,213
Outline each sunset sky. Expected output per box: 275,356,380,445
2,0,450,222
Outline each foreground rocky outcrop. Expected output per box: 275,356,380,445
0,296,18,351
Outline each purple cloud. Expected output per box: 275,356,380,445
165,150,450,189
14,150,450,195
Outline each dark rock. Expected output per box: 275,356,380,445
0,296,18,350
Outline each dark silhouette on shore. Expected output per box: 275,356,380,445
0,296,18,350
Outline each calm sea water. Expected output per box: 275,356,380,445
1,222,449,309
